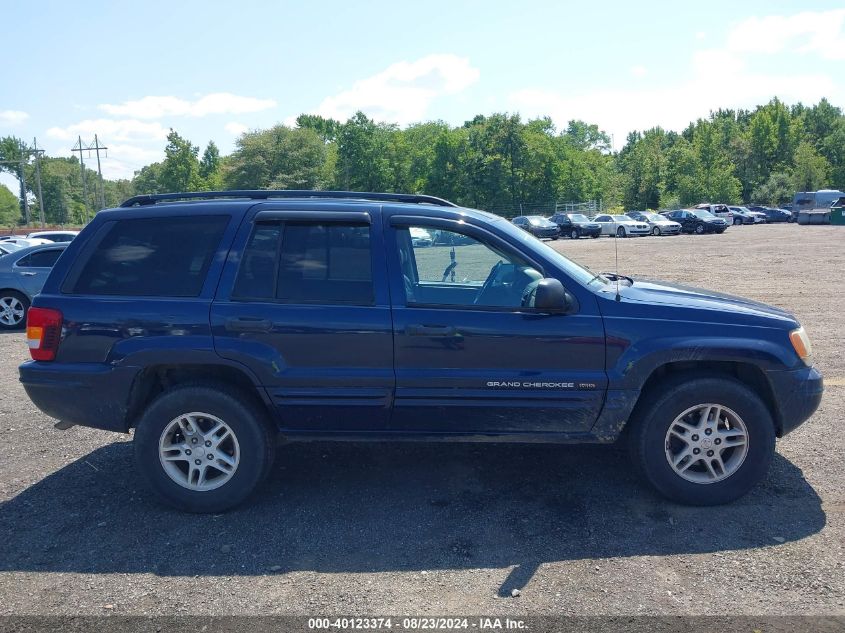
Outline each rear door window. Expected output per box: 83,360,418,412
68,215,229,297
16,249,63,268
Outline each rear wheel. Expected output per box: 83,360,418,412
616,226,626,238
134,385,276,513
652,226,661,236
570,229,579,240
628,376,775,505
0,291,29,330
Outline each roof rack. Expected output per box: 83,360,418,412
119,190,459,208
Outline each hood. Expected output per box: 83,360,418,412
607,278,796,326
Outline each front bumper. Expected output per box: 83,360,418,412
19,361,138,433
766,365,824,436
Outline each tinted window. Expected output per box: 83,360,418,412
17,249,63,268
232,223,281,299
71,215,228,296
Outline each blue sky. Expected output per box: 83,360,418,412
2,0,845,192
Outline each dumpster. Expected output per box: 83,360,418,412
832,206,845,225
798,209,831,224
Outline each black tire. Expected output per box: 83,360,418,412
652,226,661,236
694,224,705,235
134,384,276,513
591,234,599,239
628,376,775,506
570,229,579,240
616,226,626,238
0,290,29,331
733,217,742,226
552,236,559,241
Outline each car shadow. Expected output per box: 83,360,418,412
0,441,825,596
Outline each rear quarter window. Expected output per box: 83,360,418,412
66,215,229,297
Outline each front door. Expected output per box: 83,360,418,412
386,216,606,435
212,207,394,431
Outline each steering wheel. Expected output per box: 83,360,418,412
473,260,504,305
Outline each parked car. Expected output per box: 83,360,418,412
591,214,650,237
548,212,601,239
26,230,79,243
0,242,23,256
1,237,52,248
762,207,793,223
728,206,766,224
625,211,681,236
409,227,433,248
694,203,734,224
511,215,560,239
662,209,728,234
20,190,822,512
0,242,68,330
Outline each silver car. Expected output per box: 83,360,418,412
0,243,67,330
592,214,651,237
626,211,682,236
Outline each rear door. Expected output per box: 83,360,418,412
385,213,606,435
211,205,394,432
13,248,65,296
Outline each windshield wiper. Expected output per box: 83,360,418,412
600,272,633,286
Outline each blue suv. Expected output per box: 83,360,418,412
20,191,823,512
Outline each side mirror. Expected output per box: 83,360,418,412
533,278,573,313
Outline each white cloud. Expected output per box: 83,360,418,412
630,65,647,78
312,54,480,125
725,9,845,60
98,93,277,119
46,119,169,143
0,110,29,125
225,121,249,136
509,9,845,145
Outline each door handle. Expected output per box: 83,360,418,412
19,271,37,277
224,317,273,333
406,324,458,337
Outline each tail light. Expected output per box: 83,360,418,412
26,307,63,361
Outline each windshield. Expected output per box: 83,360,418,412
691,209,716,219
497,219,608,286
641,212,663,221
568,214,590,222
527,216,547,226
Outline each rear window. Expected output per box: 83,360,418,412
69,215,229,296
17,249,63,268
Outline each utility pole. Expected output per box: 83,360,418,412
32,138,46,228
19,139,30,225
92,134,108,210
71,136,90,223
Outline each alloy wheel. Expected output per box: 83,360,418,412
0,296,25,327
158,412,241,491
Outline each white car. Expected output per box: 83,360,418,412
1,237,52,248
728,206,765,224
592,214,651,237
26,230,79,242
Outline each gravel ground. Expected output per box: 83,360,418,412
0,222,842,617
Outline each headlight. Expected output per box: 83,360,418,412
789,326,813,365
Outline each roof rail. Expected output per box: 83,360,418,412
119,190,459,208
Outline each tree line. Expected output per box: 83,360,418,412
1,97,843,227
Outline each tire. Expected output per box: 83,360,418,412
552,236,559,241
616,226,626,238
733,217,742,226
570,229,579,240
628,376,775,506
652,226,661,236
0,290,29,330
134,384,276,513
694,224,705,235
591,234,599,239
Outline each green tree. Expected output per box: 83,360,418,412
792,141,831,192
752,171,793,205
199,141,221,186
0,184,19,227
158,130,203,192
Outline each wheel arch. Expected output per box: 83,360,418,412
125,362,276,430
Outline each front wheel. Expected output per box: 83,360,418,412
694,224,705,235
628,376,775,505
0,291,29,330
134,385,276,513
570,229,579,240
652,226,661,236
733,217,742,226
616,226,626,238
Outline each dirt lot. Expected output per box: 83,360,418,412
0,223,842,617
